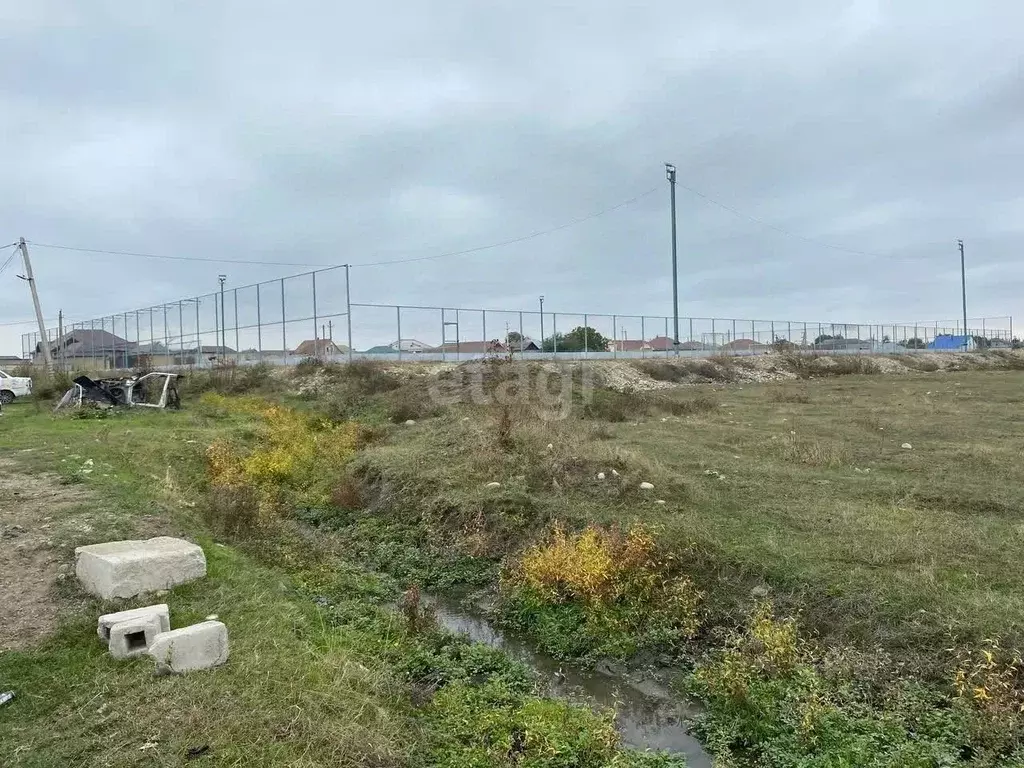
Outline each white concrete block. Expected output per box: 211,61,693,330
97,604,170,643
75,537,206,599
149,621,229,674
108,615,164,659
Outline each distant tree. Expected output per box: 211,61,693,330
904,337,926,349
506,330,523,346
882,335,891,343
542,326,610,352
541,333,565,353
1013,338,1022,350
972,335,992,349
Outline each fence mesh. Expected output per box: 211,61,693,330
18,265,1015,370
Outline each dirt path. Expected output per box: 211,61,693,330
0,459,89,651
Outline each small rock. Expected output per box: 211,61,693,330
460,417,470,422
660,417,668,423
639,482,655,491
655,499,666,505
312,596,330,607
733,455,740,459
83,459,94,466
611,469,620,477
901,443,913,450
154,590,170,597
596,472,606,480
205,614,219,621
485,481,502,489
404,419,416,426
751,585,770,599
789,430,796,435
546,443,553,451
1,525,26,539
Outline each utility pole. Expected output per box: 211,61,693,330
328,319,333,341
665,164,679,353
218,274,227,356
959,239,969,350
17,238,53,371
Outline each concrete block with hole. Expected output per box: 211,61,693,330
97,604,170,643
75,537,206,599
149,621,229,674
108,615,164,659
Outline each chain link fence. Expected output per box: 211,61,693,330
19,264,1015,370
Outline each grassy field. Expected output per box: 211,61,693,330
352,366,1024,657
3,359,1024,766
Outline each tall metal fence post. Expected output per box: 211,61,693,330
482,309,487,349
663,318,668,357
518,311,524,353
584,314,589,356
689,317,693,343
195,300,201,365
344,265,353,363
612,315,617,358
312,271,319,354
178,301,184,363
641,317,645,356
553,314,558,355
163,304,169,360
396,305,402,361
256,284,263,357
280,279,287,365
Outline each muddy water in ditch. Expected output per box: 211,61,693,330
426,597,712,768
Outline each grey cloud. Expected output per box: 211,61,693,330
2,1,1022,354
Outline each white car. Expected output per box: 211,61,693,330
0,369,33,404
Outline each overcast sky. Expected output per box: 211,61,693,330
2,1,1022,354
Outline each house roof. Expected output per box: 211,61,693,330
42,330,135,356
723,338,768,350
614,339,649,351
292,339,349,356
363,345,399,354
648,336,675,351
429,340,507,354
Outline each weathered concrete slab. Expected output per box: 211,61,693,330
97,604,170,643
75,537,206,599
108,615,163,659
149,621,229,674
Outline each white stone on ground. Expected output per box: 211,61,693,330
404,419,416,425
76,537,206,600
639,481,655,490
97,604,170,643
596,472,606,480
546,443,553,451
901,443,913,449
149,621,229,674
485,481,501,488
655,499,666,505
611,469,619,477
108,615,164,659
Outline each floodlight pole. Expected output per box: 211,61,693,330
666,164,679,354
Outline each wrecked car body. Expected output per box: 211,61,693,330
56,372,181,411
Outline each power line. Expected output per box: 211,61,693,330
673,181,892,259
22,186,659,272
28,242,330,268
348,187,659,267
0,245,17,276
